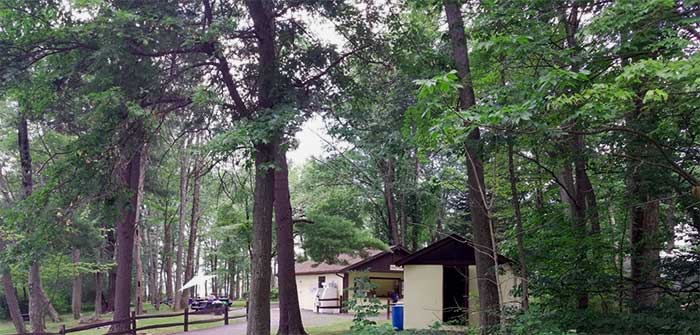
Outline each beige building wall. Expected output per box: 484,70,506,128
405,264,521,330
468,265,479,326
467,264,521,327
295,273,344,311
403,265,443,329
498,264,520,308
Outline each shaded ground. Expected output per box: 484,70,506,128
171,308,358,335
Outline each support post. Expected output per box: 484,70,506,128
387,298,391,320
224,305,229,325
130,311,136,335
184,306,189,332
59,324,66,335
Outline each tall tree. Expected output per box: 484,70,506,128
174,140,190,310
71,248,82,320
18,113,46,333
163,187,175,304
442,0,501,330
244,1,280,333
183,145,203,306
112,121,148,331
0,238,25,334
274,145,307,335
134,225,144,315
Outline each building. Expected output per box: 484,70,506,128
396,234,521,330
294,246,410,312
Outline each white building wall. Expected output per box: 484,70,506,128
295,273,344,311
403,265,443,329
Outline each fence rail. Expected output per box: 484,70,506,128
8,305,247,335
315,297,343,313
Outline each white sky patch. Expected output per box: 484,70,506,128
288,115,328,166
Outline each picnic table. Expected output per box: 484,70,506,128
189,297,233,314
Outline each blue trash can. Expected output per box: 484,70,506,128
391,303,404,330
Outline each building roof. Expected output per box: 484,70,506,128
295,246,410,275
395,234,512,266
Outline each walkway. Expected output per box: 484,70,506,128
171,308,355,335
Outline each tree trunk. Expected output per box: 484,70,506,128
245,0,281,333
630,198,661,310
399,191,408,246
28,262,45,333
443,1,500,331
183,151,203,305
94,271,103,319
112,125,148,332
247,142,275,335
212,251,218,295
106,227,117,312
234,259,238,301
574,147,600,234
72,248,82,320
507,141,529,311
146,224,160,309
625,97,661,311
135,225,144,315
382,158,401,245
174,139,190,310
164,203,174,304
274,147,307,335
39,288,60,322
0,238,26,334
570,138,590,310
18,113,56,331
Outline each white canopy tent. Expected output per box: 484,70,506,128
179,274,217,297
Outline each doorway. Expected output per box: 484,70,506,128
442,266,468,324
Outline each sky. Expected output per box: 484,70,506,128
287,115,329,167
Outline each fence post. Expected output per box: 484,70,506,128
245,301,248,320
184,306,189,332
59,324,66,335
387,299,391,320
224,305,229,325
131,311,136,335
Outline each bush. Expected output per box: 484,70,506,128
347,323,462,334
502,302,700,335
345,274,383,330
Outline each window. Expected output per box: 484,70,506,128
318,276,326,288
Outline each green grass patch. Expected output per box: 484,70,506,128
0,303,244,335
306,320,354,335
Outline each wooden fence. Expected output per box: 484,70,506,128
10,306,247,335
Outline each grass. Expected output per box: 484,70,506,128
306,320,394,335
0,302,246,335
306,320,354,335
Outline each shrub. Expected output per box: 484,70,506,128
345,274,383,330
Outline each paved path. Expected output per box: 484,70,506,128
171,308,356,335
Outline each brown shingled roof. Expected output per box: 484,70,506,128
294,249,384,275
